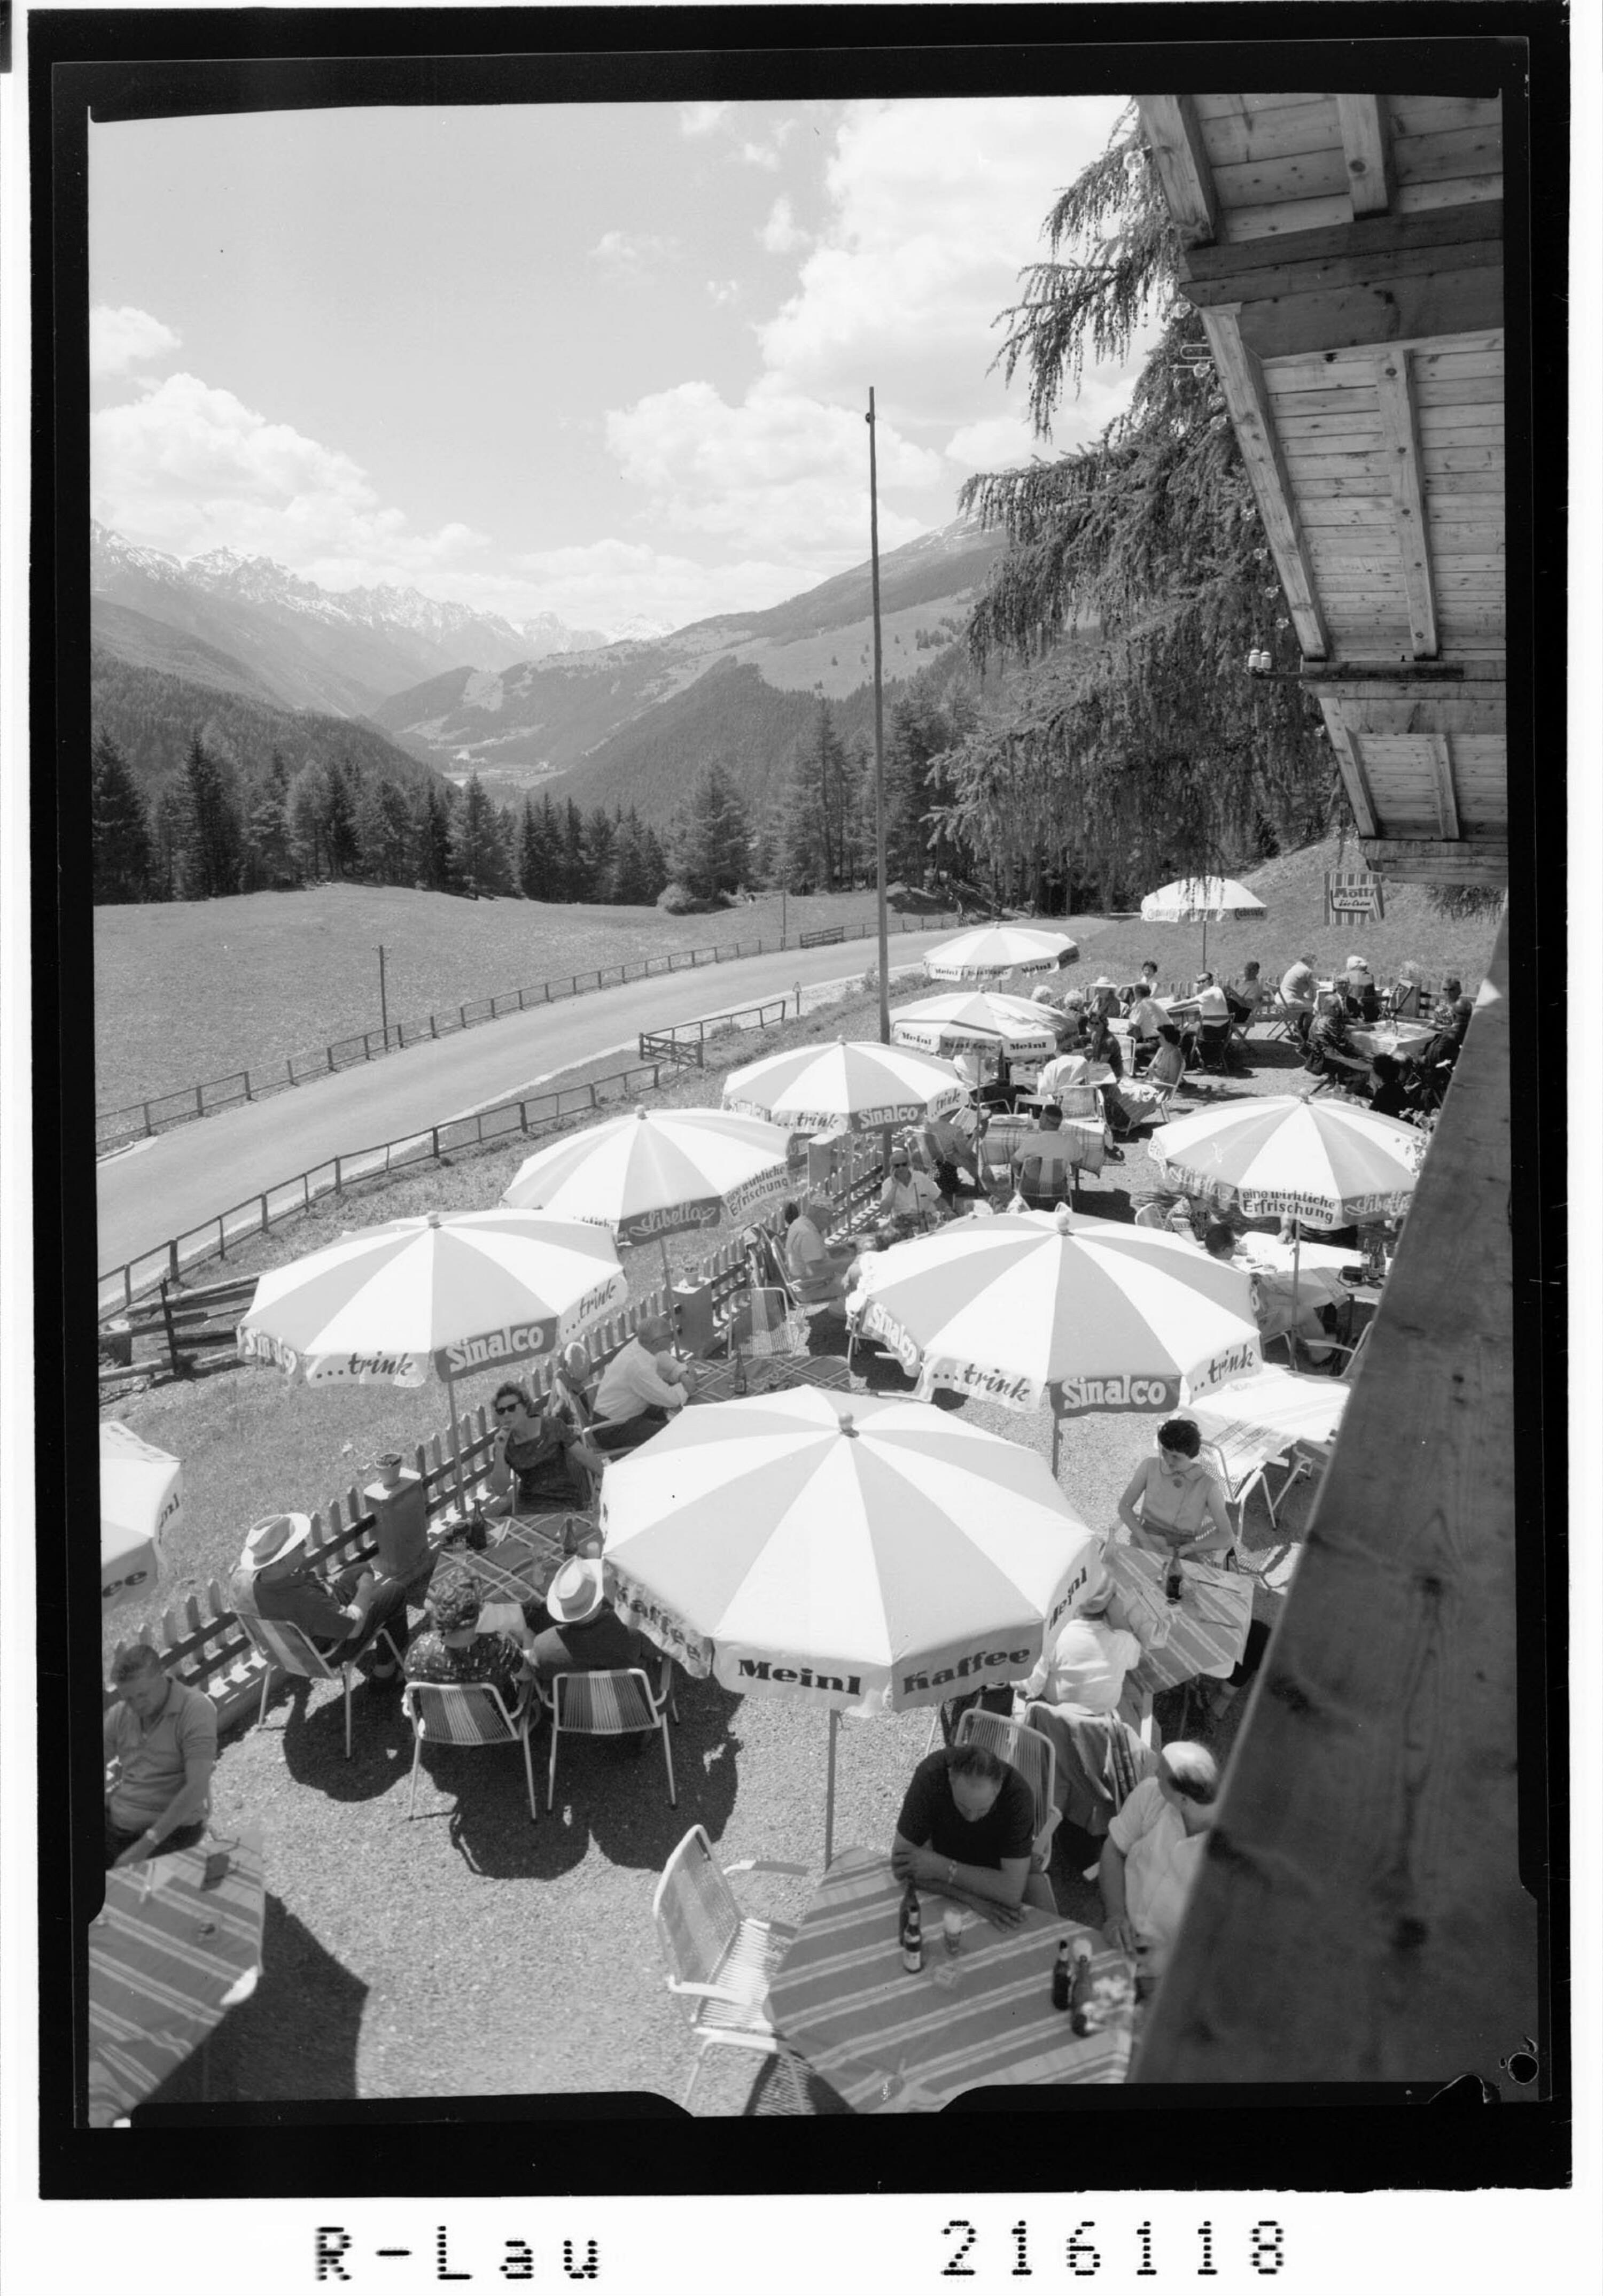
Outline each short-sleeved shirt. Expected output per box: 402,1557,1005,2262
881,1169,940,1221
1023,1618,1146,1713
403,1630,526,1708
1280,963,1318,1006
594,1337,687,1424
1128,996,1166,1040
894,1750,1035,1870
1107,1775,1211,1959
1196,982,1230,1022
785,1214,831,1279
104,1677,218,1832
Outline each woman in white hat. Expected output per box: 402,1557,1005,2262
1017,1561,1147,1716
525,1553,644,1692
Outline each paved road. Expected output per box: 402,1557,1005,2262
101,927,1097,1286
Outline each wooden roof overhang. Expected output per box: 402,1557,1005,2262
1135,94,1507,886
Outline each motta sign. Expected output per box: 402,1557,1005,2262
1326,870,1384,920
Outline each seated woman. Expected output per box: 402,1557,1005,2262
402,1564,530,1707
1116,1418,1234,1564
485,1360,604,1515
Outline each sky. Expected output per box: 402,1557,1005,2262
89,94,1148,634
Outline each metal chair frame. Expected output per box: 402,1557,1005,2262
951,1708,1063,1877
400,1676,539,1823
651,1823,811,2113
543,1651,678,1812
238,1611,403,1761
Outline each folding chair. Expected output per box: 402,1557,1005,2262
544,1653,678,1811
238,1612,404,1762
652,1824,810,2112
401,1678,539,1822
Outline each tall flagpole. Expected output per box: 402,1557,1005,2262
867,389,890,1045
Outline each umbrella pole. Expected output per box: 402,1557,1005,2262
1291,1225,1303,1367
447,1367,467,1519
660,1236,674,1323
825,1708,839,1869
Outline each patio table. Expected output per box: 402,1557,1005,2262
766,1848,1135,2111
694,1351,857,1405
456,1514,589,1610
87,1822,266,2126
1103,1542,1255,1695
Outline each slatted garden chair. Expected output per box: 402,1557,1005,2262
543,1653,678,1812
400,1679,539,1824
238,1612,404,1762
651,1824,811,2112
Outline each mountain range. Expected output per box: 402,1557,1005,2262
90,514,1010,826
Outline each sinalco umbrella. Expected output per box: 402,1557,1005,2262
722,1036,968,1134
600,1386,1101,1862
238,1209,629,1509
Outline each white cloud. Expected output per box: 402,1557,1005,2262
680,102,732,138
737,122,794,170
90,305,180,379
605,376,936,559
90,372,486,587
759,196,808,255
943,413,1047,474
706,280,741,306
590,229,678,268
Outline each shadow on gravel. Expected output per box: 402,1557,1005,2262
275,1680,414,1803
144,1895,368,2107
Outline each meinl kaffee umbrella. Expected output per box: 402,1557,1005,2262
238,1208,629,1510
500,1104,795,1292
600,1385,1101,1863
100,1420,182,1616
845,1206,1262,1471
922,924,1079,983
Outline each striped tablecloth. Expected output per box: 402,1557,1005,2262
459,1516,585,1610
766,1849,1134,2111
88,1824,266,2126
694,1352,856,1405
1104,1542,1255,1693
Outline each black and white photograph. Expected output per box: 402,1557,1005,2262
4,4,1588,2286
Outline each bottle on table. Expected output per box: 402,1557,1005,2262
900,1882,924,1974
1050,1939,1072,2011
1068,1942,1095,2035
1164,1549,1184,1604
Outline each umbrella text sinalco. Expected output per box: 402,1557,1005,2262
1049,1372,1181,1416
854,1298,922,1376
434,1319,559,1378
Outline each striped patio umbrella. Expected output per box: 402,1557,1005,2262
238,1208,628,1507
1139,874,1266,970
600,1385,1100,1861
722,1036,968,1133
1148,1094,1425,1230
500,1104,794,1288
845,1207,1261,1467
888,989,1059,1062
922,924,1079,982
100,1420,182,1616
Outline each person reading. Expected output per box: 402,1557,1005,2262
891,1740,1047,1928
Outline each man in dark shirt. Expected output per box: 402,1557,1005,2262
1306,992,1372,1091
230,1510,425,1684
524,1554,644,1691
891,1741,1042,1927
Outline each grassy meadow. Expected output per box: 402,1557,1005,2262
92,881,963,1118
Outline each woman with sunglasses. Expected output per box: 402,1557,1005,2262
484,1356,604,1516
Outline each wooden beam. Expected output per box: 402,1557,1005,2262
1185,198,1499,285
1335,94,1397,216
1183,226,1501,309
1235,265,1504,361
1321,712,1379,836
1363,835,1507,884
1374,351,1439,658
1318,691,1507,737
1135,95,1219,245
1428,734,1461,838
1200,305,1330,660
1135,919,1527,2081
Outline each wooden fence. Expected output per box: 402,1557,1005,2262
96,910,962,1152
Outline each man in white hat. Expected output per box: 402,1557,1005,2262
229,1512,424,1686
524,1554,643,1692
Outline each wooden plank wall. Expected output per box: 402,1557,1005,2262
1134,917,1540,2085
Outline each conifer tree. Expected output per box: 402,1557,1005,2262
608,809,655,905
176,734,244,898
671,762,750,899
450,773,508,897
322,759,360,880
91,732,153,903
559,801,588,902
414,780,456,890
517,794,560,901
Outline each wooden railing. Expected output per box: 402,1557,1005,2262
1134,918,1538,2085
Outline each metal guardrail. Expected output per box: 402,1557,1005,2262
95,910,963,1153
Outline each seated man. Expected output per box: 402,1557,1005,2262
1017,1563,1145,1716
590,1314,696,1451
1225,959,1265,1030
880,1145,943,1230
402,1564,530,1707
103,1645,217,1868
892,1739,1046,1927
917,1105,983,1199
1193,972,1233,1072
1098,1741,1220,1979
783,1196,854,1302
1037,1046,1099,1116
524,1553,645,1694
1341,954,1381,1024
485,1359,604,1514
1418,995,1473,1100
1305,991,1372,1091
230,1510,425,1685
1278,952,1319,1041
1011,1102,1083,1201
